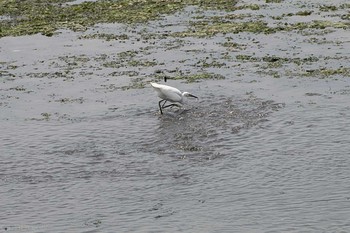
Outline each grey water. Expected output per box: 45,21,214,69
2,78,350,232
1,0,350,232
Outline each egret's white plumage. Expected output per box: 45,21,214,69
150,82,198,114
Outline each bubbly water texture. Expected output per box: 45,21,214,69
1,0,350,232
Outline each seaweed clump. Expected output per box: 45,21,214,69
0,0,238,37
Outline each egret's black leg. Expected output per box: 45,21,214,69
161,100,168,108
158,100,165,114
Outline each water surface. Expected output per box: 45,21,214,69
1,0,350,232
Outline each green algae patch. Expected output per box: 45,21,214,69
41,112,51,121
127,59,159,67
0,0,238,38
236,54,259,62
236,55,319,64
101,49,161,69
303,67,350,78
266,0,282,3
173,21,274,38
174,73,225,83
221,41,246,51
319,5,337,12
55,97,85,104
195,59,227,68
173,18,350,38
2,0,348,39
295,10,313,16
78,33,129,41
290,20,350,30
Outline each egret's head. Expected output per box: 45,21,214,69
183,92,198,99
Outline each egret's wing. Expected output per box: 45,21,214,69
150,83,182,102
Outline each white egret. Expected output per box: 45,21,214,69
150,82,198,114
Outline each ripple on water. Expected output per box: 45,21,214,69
141,93,284,161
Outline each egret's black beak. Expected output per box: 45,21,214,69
189,94,198,99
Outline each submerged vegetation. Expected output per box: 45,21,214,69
174,73,226,83
1,0,349,95
0,0,238,37
303,67,350,78
172,20,350,38
6,0,347,38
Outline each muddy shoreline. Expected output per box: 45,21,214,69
1,0,349,119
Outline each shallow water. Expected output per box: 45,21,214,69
1,0,350,232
